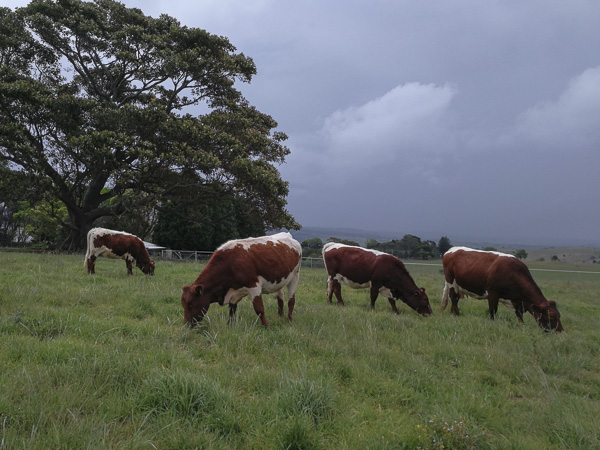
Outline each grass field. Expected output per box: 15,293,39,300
1,251,599,449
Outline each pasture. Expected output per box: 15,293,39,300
1,252,599,449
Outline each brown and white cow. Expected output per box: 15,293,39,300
441,246,563,332
322,243,432,316
84,228,155,276
181,232,302,327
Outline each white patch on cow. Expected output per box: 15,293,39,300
222,261,301,305
100,247,120,259
445,246,516,258
224,287,251,305
335,274,371,289
89,227,135,238
332,274,394,298
379,287,393,298
218,232,301,254
322,242,387,256
441,280,514,309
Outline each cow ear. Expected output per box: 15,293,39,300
420,287,426,293
194,285,203,295
532,303,547,313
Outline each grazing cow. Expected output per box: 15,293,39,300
84,228,155,276
181,232,302,327
322,243,432,316
441,246,563,332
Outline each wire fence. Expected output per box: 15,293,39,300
156,249,600,282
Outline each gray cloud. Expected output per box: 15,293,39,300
7,0,600,245
513,66,600,153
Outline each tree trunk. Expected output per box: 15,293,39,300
61,209,95,252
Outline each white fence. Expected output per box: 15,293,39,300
157,249,214,262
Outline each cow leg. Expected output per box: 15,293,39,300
326,278,333,303
287,293,296,322
277,289,285,317
125,259,133,276
512,300,525,323
387,298,400,314
369,285,379,310
327,278,344,306
488,293,500,320
286,270,299,322
441,281,450,310
228,304,238,324
449,287,460,316
86,256,96,275
252,295,270,327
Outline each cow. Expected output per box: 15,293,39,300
181,232,302,327
84,227,155,276
441,246,563,332
322,242,432,317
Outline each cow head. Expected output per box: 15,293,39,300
532,300,564,332
396,287,432,317
139,260,155,276
181,284,211,326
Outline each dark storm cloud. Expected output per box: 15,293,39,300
7,0,600,244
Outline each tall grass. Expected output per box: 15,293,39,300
0,251,599,448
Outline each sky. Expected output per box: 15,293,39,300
7,0,600,246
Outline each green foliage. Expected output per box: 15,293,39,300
364,238,378,248
1,252,600,448
13,199,69,245
367,234,441,259
438,235,452,255
152,196,264,250
0,163,37,245
302,238,324,249
514,249,529,260
301,238,323,258
0,1,298,250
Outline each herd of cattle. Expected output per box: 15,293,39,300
84,227,564,332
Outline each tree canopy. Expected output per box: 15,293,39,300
0,0,298,250
366,234,449,260
438,236,452,255
513,249,528,260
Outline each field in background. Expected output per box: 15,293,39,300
502,247,600,264
1,252,599,448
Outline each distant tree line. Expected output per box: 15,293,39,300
301,235,453,260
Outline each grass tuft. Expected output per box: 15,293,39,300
278,377,336,425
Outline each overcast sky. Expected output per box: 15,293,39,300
8,0,600,246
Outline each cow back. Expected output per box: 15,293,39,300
197,232,301,292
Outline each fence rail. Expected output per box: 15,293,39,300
156,250,600,277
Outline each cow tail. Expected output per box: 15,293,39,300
83,230,92,267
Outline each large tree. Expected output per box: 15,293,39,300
0,0,298,250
